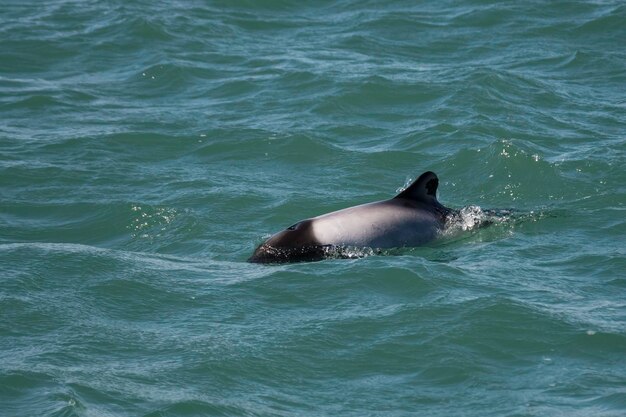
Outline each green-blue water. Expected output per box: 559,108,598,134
1,1,625,415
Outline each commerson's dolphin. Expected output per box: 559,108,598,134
249,171,455,263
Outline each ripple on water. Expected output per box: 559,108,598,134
1,0,625,416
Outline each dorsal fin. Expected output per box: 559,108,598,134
394,171,439,203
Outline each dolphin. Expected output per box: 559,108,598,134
249,171,455,263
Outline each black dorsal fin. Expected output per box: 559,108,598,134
394,171,439,203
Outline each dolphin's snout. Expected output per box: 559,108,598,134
248,243,327,264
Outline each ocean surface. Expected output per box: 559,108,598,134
1,1,625,416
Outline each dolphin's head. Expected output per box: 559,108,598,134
248,219,326,263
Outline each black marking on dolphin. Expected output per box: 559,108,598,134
249,171,454,264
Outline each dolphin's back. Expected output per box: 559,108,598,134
310,199,443,248
249,171,451,263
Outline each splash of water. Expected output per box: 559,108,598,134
443,205,515,235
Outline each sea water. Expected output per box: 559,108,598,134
1,1,625,416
